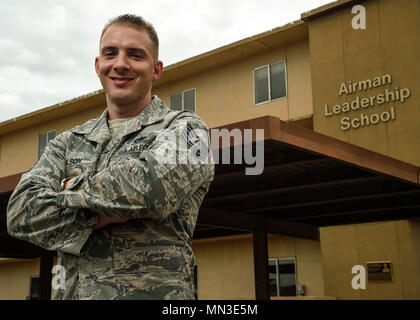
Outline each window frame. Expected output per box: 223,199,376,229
169,88,196,113
268,257,297,297
253,59,287,106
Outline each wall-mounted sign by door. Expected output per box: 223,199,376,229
366,261,394,282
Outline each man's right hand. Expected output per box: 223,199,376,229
63,178,74,190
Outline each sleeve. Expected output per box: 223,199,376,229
56,114,215,221
6,132,99,256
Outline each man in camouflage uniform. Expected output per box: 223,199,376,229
7,14,214,299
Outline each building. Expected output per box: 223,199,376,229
0,0,419,300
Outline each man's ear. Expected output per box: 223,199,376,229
94,57,100,76
152,60,164,82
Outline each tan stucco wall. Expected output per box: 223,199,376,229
0,258,40,300
193,233,324,299
193,234,255,300
268,234,324,297
309,0,420,165
308,0,420,300
154,38,313,128
320,220,420,299
0,105,104,177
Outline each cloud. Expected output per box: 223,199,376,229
0,0,103,121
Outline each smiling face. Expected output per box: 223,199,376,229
95,24,163,115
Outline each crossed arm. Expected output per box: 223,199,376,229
62,177,128,230
7,115,214,256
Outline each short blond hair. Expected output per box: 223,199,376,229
100,14,159,60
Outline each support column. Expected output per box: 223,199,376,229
253,217,269,300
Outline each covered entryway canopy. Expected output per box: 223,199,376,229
1,115,420,299
195,116,420,299
197,116,420,236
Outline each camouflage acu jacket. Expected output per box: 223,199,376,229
7,96,214,300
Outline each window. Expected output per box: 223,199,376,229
38,130,56,159
269,257,297,297
254,60,287,105
170,88,196,112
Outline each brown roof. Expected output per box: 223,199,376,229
301,0,366,21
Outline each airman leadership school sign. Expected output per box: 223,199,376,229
324,74,412,131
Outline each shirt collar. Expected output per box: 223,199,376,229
69,96,169,143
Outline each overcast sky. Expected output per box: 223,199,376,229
0,0,333,123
